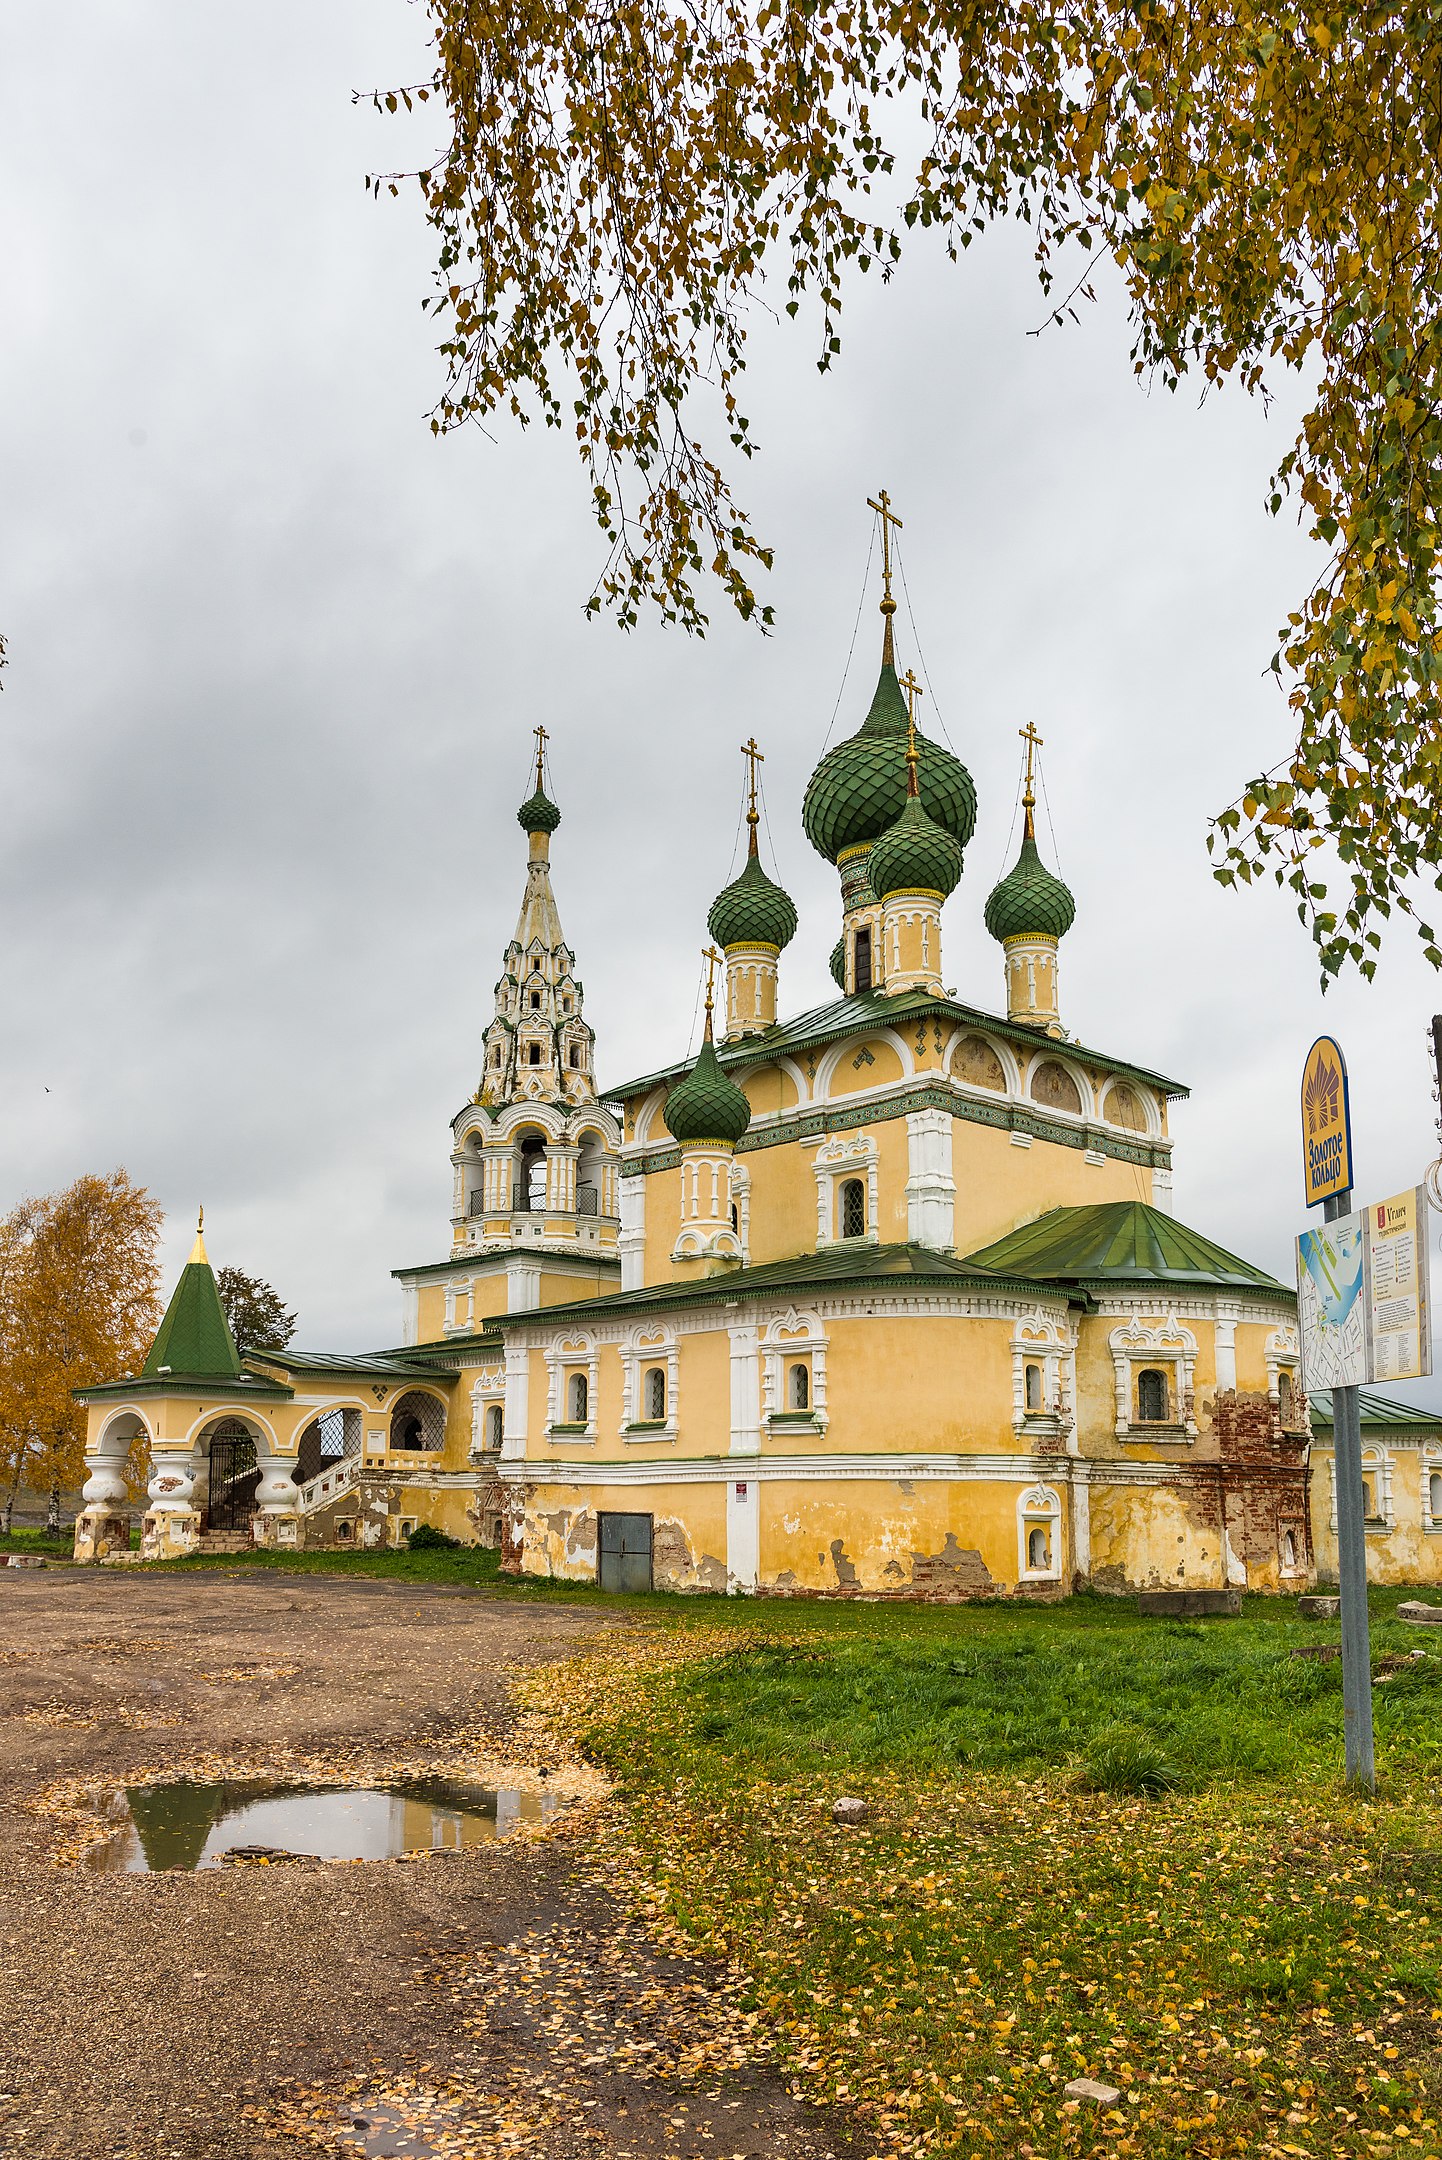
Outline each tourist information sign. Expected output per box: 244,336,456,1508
1302,1035,1353,1206
1367,1187,1432,1384
1296,1033,1373,1791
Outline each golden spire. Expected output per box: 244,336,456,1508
900,668,924,800
702,945,724,1040
532,722,549,795
866,488,903,668
189,1205,208,1265
1019,720,1042,841
741,736,764,857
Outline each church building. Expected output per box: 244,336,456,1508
73,504,1442,1597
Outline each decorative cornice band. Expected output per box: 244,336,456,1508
620,1079,1170,1177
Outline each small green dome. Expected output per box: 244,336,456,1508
869,791,965,902
984,831,1076,943
707,847,798,952
802,663,977,864
518,786,561,835
663,1036,752,1147
828,936,846,991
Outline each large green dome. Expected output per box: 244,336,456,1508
707,846,798,952
518,785,561,835
984,831,1076,943
802,663,977,864
869,791,965,902
663,1035,751,1147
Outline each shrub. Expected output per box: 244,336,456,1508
1080,1724,1183,1796
406,1522,463,1550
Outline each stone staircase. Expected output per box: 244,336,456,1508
194,1531,254,1556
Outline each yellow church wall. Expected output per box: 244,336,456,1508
756,1476,1057,1595
948,1122,1152,1256
740,1064,800,1120
818,1315,1019,1454
828,1040,906,1096
1087,1479,1225,1593
1309,1445,1442,1586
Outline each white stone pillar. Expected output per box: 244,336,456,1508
726,1475,760,1592
905,1107,956,1249
619,1171,646,1290
502,1339,530,1461
728,1324,761,1455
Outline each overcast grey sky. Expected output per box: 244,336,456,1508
4,4,1441,1394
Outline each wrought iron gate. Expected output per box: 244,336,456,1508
597,1511,653,1593
207,1422,259,1532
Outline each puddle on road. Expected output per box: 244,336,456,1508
86,1775,560,1872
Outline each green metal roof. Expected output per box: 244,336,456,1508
244,1348,465,1382
1308,1389,1442,1431
487,1240,1054,1328
76,1371,295,1405
141,1250,244,1383
605,991,1187,1104
963,1202,1288,1295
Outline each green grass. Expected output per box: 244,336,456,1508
148,1542,512,1585
532,1591,1442,2160
0,1524,77,1555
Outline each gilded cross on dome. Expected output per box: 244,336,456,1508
1019,720,1043,837
866,488,903,663
532,722,549,792
740,736,764,836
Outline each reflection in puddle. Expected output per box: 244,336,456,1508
86,1776,559,1872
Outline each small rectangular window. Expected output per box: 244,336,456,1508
854,927,872,993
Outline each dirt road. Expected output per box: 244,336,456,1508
0,1570,849,2160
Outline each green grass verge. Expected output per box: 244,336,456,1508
539,1592,1442,2160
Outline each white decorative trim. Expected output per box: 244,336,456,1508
1423,1444,1442,1532
1017,1482,1063,1580
619,1323,679,1440
1329,1444,1396,1531
1009,1309,1074,1442
1109,1314,1198,1440
504,1449,1072,1488
544,1332,599,1439
813,1131,880,1249
758,1308,829,1433
502,1339,530,1461
1150,1166,1174,1215
729,1160,752,1267
1265,1325,1301,1403
468,1369,506,1462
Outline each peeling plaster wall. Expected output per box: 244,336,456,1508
1087,1478,1223,1593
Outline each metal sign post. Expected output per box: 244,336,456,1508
1322,1185,1375,1793
1297,1036,1374,1794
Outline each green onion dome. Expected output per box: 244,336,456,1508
828,936,846,991
869,789,965,902
707,845,798,952
663,1035,752,1148
983,830,1076,943
802,663,977,864
518,786,561,835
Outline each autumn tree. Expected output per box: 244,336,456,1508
373,0,1442,979
216,1266,297,1352
0,1171,164,1532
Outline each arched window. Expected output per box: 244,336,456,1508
853,926,872,992
568,1371,589,1423
1136,1368,1169,1423
1027,1525,1050,1571
484,1403,504,1451
1024,1362,1043,1412
1277,1370,1295,1423
644,1366,667,1421
389,1390,445,1452
528,1041,542,1065
1282,1529,1297,1569
569,1045,582,1069
840,1178,866,1240
1362,1475,1378,1521
1431,1470,1442,1521
788,1362,810,1411
530,990,542,1011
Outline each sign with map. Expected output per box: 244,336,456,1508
1297,1210,1369,1388
1301,1035,1353,1206
1367,1187,1432,1383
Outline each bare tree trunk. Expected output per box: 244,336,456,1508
47,1482,60,1535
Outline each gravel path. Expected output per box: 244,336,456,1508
0,1570,851,2160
